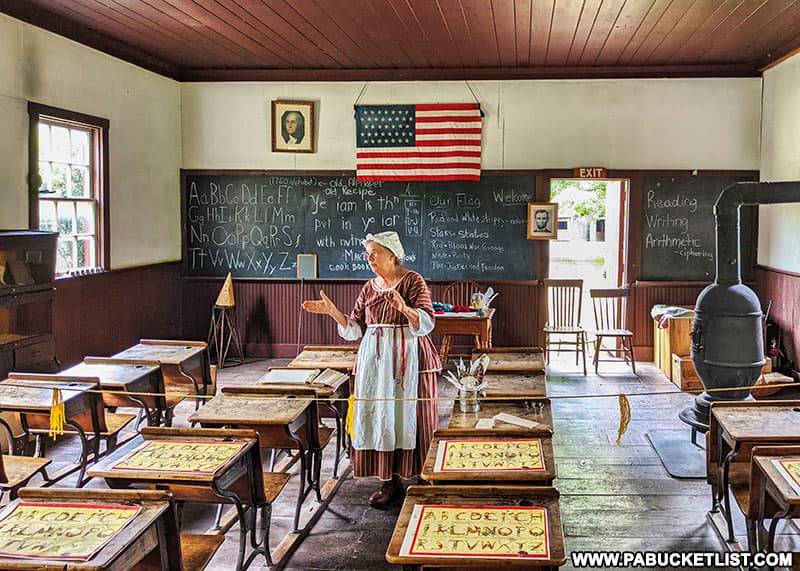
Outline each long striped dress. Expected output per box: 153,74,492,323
342,270,442,480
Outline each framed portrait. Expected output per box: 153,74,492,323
272,100,315,153
527,202,558,240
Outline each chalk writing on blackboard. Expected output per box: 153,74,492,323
640,175,754,281
643,189,712,263
184,174,537,280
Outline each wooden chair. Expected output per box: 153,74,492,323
543,279,587,375
440,280,481,363
590,288,636,374
0,443,51,500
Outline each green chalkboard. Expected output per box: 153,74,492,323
183,173,536,280
640,174,756,281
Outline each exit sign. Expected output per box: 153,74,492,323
573,167,607,179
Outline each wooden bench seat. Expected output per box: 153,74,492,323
58,411,137,451
134,532,225,571
0,453,50,499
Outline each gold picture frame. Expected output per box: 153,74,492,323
527,202,558,240
272,100,315,153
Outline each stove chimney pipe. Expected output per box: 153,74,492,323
681,181,800,432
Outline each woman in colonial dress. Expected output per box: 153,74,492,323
302,231,441,507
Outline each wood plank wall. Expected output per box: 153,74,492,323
50,266,797,374
756,265,800,375
182,279,540,358
629,282,707,361
54,262,183,367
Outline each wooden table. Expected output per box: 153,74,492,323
448,399,553,434
288,345,358,371
481,371,547,399
187,392,318,532
0,488,181,570
386,485,566,570
88,427,268,571
475,346,545,373
22,358,166,427
0,378,100,486
421,429,556,486
254,367,350,478
111,339,212,405
752,446,800,552
709,401,800,543
435,308,494,362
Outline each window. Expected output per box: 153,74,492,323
28,103,109,275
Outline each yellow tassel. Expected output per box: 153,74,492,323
616,394,631,445
345,394,356,441
49,387,66,440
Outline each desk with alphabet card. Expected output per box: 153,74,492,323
0,488,181,570
448,399,553,434
88,427,273,571
750,446,800,553
187,391,317,532
0,378,105,486
421,429,556,486
288,345,358,372
386,485,566,570
475,347,545,373
708,401,800,545
111,339,212,401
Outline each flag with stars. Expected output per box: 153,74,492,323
355,104,482,181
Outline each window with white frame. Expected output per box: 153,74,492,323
29,104,109,276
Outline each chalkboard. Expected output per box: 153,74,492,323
183,173,536,280
640,174,755,281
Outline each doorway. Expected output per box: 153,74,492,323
548,178,629,327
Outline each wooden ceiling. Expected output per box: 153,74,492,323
3,0,800,81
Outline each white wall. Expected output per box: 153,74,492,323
0,14,181,268
182,78,761,171
760,54,800,273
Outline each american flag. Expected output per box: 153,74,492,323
355,103,482,181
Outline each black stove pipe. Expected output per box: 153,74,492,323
681,181,800,432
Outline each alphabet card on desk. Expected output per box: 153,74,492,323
0,501,140,561
399,504,550,559
433,438,545,472
111,439,246,474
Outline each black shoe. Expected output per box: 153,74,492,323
369,476,402,508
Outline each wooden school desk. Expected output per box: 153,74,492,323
88,427,277,571
56,358,166,426
421,429,556,486
254,367,350,478
708,401,800,543
0,488,182,570
481,371,547,400
475,346,546,373
434,308,495,361
386,485,566,570
0,378,101,486
187,391,318,532
751,446,800,552
447,399,553,435
111,339,212,404
11,357,168,428
288,345,358,371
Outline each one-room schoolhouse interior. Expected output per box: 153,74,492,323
2,2,800,570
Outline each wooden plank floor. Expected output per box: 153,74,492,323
24,356,800,570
